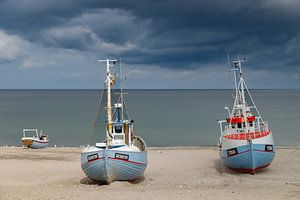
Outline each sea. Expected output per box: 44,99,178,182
0,89,299,147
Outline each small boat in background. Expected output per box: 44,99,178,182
21,129,49,149
217,58,275,174
81,59,147,184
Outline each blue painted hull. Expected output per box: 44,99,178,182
81,146,147,183
220,144,275,173
31,141,48,149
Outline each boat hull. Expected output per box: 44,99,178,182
81,146,147,183
22,137,49,149
220,133,275,174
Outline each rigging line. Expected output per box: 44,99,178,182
122,97,130,119
90,123,106,145
116,88,130,120
110,90,124,121
111,94,122,119
227,54,237,99
108,67,124,121
119,58,125,121
243,80,265,125
119,90,130,120
118,59,131,120
94,83,106,126
231,79,241,116
90,84,106,145
115,91,130,120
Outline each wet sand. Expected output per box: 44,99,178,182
0,147,299,200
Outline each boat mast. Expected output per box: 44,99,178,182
98,59,118,143
228,54,238,104
230,60,239,118
119,58,124,121
233,58,249,132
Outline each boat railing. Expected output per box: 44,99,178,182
132,136,146,151
218,117,269,138
22,129,39,138
254,117,269,132
217,120,226,136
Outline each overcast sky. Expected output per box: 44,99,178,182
0,0,300,89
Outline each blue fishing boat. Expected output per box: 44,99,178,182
81,59,147,183
21,129,49,149
218,58,275,174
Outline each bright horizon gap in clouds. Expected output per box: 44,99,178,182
0,0,300,89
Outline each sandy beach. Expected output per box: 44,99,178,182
0,147,299,200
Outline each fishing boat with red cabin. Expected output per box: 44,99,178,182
81,59,147,183
217,58,275,174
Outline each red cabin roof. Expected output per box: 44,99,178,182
227,116,256,124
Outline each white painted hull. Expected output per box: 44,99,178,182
21,137,49,149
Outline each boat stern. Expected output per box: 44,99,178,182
21,138,33,147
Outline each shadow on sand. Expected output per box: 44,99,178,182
128,176,145,184
80,177,108,186
80,176,146,186
214,159,271,176
214,159,238,175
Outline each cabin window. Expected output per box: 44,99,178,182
232,125,235,129
40,135,44,140
115,125,123,133
237,123,242,128
114,135,124,140
249,121,253,127
243,122,246,127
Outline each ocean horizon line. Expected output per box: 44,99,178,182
0,88,299,90
1,145,300,149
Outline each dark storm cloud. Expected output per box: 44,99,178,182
1,0,300,71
